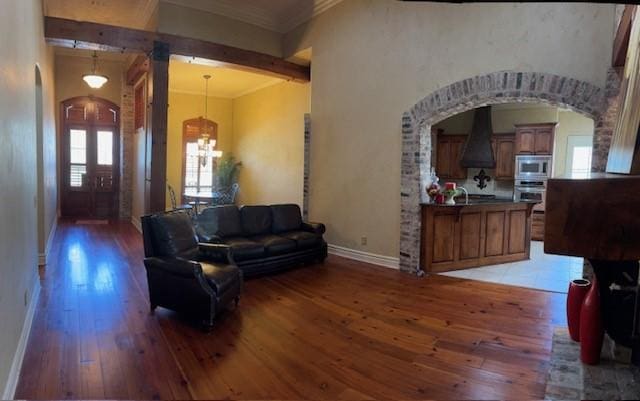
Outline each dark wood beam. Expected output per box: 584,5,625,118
613,5,636,67
44,16,311,82
147,41,170,213
126,55,150,85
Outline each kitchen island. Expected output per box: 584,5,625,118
420,200,538,273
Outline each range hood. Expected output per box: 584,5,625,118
460,106,496,168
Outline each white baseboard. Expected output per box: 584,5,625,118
2,278,41,399
328,244,399,270
131,216,142,233
38,218,58,266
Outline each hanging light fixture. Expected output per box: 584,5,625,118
198,74,223,166
82,51,109,89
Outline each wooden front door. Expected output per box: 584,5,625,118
61,97,120,218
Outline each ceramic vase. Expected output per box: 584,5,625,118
579,277,604,365
566,279,591,342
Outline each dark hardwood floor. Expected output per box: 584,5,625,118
15,219,566,399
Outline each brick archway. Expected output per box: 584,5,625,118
399,71,608,274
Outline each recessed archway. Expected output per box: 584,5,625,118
399,71,606,274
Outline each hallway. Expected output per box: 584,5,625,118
16,220,566,399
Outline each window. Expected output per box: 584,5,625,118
69,129,87,187
182,118,218,197
97,130,113,165
566,135,593,178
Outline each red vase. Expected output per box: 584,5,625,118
566,279,591,342
579,277,604,365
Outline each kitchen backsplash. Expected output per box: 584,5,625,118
450,168,514,198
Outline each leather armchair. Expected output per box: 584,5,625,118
141,209,242,329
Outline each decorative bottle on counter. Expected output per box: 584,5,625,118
426,167,440,203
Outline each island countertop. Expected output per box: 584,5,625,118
420,200,536,273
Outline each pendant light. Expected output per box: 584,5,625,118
198,74,222,167
82,51,109,89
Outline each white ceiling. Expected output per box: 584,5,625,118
44,0,158,29
160,0,343,33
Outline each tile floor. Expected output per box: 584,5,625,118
439,241,583,293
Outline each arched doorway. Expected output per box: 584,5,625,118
60,96,120,218
399,71,606,274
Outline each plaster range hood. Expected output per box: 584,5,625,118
460,106,496,168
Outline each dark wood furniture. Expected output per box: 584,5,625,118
420,201,537,273
435,134,467,179
491,133,516,180
514,123,556,155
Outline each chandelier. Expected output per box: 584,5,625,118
82,51,109,89
198,74,222,166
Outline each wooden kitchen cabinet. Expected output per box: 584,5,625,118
436,134,467,179
421,202,536,272
491,134,516,180
515,123,556,155
531,211,545,241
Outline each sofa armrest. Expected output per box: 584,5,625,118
302,222,326,235
144,256,204,278
198,242,236,265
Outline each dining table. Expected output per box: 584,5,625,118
183,191,224,214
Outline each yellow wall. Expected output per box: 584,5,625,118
166,91,234,207
435,105,560,134
0,0,57,395
232,82,311,207
282,1,614,257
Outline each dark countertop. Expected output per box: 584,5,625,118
421,198,540,207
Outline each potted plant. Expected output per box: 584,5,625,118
216,154,242,190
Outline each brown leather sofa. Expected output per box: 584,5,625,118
196,204,327,277
141,209,242,329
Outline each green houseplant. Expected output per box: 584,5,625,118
216,153,242,189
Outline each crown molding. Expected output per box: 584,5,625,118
160,0,343,33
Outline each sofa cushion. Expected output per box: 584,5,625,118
197,205,243,240
224,237,265,261
251,234,296,256
240,206,272,236
281,230,321,250
200,262,242,295
270,204,303,233
150,210,198,257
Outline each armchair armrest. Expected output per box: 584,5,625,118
198,242,236,265
302,222,326,235
144,256,204,278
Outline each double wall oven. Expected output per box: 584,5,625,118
513,155,552,211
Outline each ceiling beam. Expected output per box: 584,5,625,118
613,5,636,67
44,16,310,82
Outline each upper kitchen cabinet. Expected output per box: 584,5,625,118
436,134,468,180
491,133,516,180
514,123,557,155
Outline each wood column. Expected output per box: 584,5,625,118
146,41,170,213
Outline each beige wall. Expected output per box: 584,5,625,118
232,82,311,206
54,54,123,105
554,111,595,177
157,2,283,57
166,91,234,207
283,1,614,257
0,0,57,395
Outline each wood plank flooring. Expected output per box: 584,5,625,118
15,219,566,399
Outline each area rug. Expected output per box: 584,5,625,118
544,327,640,400
75,219,109,225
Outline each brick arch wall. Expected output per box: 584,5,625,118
399,71,609,274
